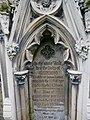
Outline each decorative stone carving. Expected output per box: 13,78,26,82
42,0,51,7
85,10,90,32
9,0,20,20
0,14,9,35
14,70,29,86
6,42,19,60
41,45,55,59
26,42,39,62
68,70,82,85
30,0,62,15
75,37,90,61
24,29,75,70
0,0,10,13
56,39,74,67
9,0,20,6
74,0,83,18
0,24,4,42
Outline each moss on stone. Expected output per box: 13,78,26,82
84,0,90,9
0,0,10,13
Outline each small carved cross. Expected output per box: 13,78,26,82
41,45,55,59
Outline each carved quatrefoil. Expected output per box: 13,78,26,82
41,45,55,59
30,0,62,15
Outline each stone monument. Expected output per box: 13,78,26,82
30,30,69,120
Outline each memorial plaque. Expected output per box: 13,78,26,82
32,39,67,120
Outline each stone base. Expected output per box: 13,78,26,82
3,98,12,120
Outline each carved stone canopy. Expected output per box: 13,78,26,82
30,0,62,15
23,29,75,72
17,16,77,70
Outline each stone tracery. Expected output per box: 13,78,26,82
31,0,62,15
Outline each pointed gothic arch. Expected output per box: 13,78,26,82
12,14,80,120
14,15,77,70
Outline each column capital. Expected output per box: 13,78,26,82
75,37,90,61
6,42,19,60
67,70,82,85
14,70,29,86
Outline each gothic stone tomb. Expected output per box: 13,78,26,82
29,30,70,120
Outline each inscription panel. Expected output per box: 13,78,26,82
32,42,67,120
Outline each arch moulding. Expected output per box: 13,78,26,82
14,15,78,70
13,14,82,120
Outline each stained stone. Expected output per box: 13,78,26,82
31,38,68,120
0,83,3,118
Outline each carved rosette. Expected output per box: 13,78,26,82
6,42,19,60
30,0,62,15
75,38,90,61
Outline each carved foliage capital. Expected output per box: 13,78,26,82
75,38,90,61
6,42,19,60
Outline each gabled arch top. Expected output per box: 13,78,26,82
19,15,76,45
14,15,77,70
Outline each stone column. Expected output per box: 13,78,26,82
0,75,3,119
0,31,12,120
68,70,82,120
14,70,29,120
0,31,9,98
5,42,19,120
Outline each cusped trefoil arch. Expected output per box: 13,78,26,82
16,15,77,70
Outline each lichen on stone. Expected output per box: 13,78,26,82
0,0,10,13
84,0,90,10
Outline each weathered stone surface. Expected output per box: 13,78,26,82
31,37,68,120
30,0,62,15
84,0,90,9
0,0,10,13
0,82,3,118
